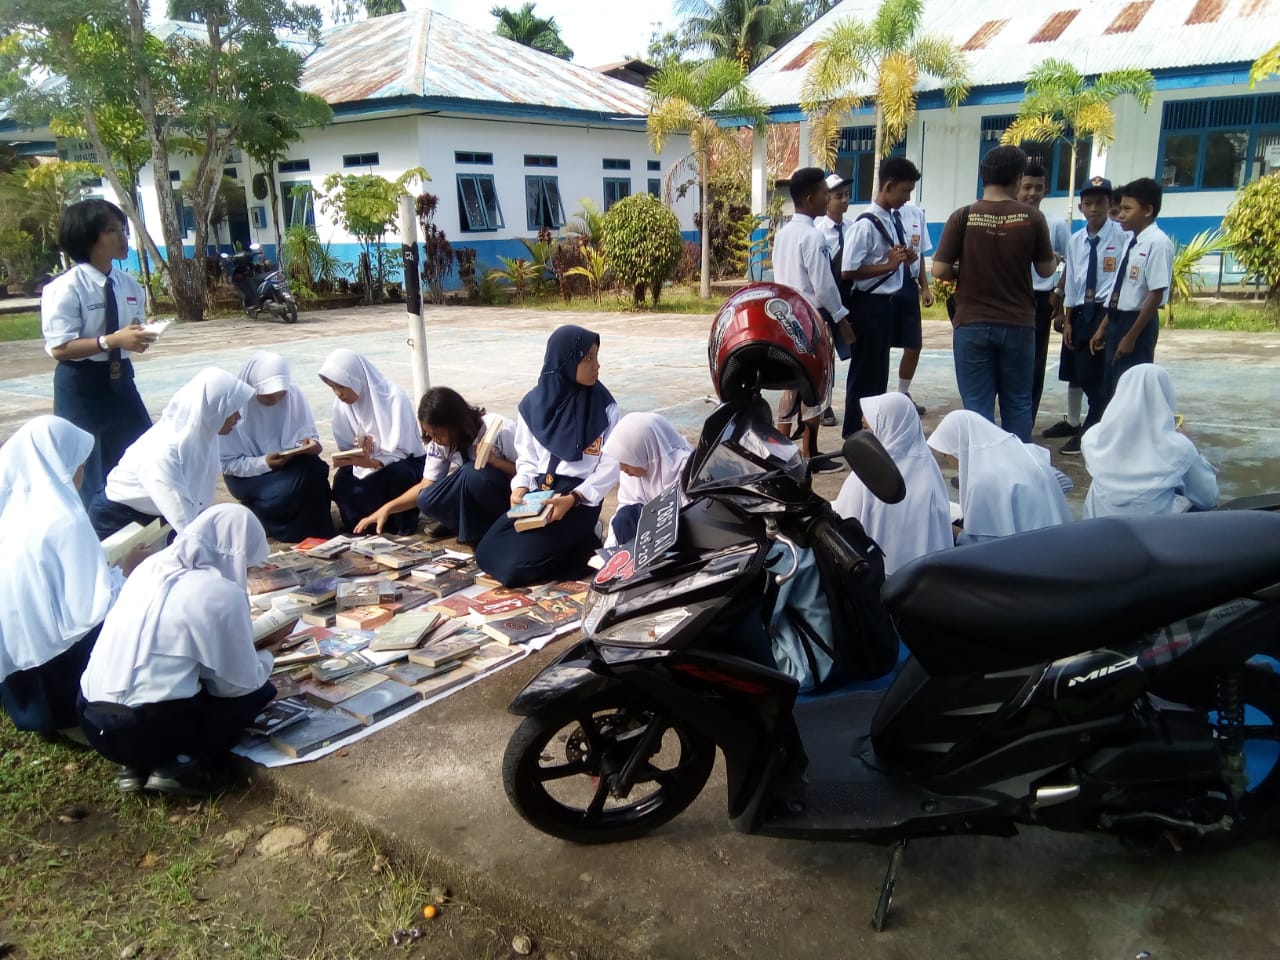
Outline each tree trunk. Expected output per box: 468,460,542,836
698,153,711,300
168,257,206,325
268,169,284,262
872,102,885,196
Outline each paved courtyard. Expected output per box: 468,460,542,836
3,305,1280,959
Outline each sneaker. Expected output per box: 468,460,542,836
810,455,847,475
1041,419,1080,440
905,394,926,416
1060,435,1082,456
820,407,837,427
144,761,227,798
116,765,146,794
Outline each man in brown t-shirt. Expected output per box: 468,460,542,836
933,145,1056,441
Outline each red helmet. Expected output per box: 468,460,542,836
708,282,833,407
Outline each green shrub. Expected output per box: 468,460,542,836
600,194,683,306
1222,172,1280,307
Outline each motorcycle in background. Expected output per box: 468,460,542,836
221,243,297,323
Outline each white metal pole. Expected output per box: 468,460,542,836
399,194,429,402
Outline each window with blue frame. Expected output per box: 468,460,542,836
647,178,661,198
834,126,906,203
604,177,631,210
1157,94,1280,191
168,169,197,234
976,115,1092,198
525,175,566,230
280,180,315,228
457,173,504,232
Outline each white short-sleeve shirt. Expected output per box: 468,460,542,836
1063,219,1129,308
1032,217,1072,292
1114,222,1174,311
41,263,147,360
422,412,517,483
843,203,905,295
898,203,932,280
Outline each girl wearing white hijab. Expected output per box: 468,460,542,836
1082,364,1218,518
79,504,275,796
0,417,125,733
220,351,334,542
318,349,426,534
833,394,952,574
927,410,1072,544
90,367,254,538
601,412,692,548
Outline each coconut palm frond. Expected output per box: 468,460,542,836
1092,68,1156,111
870,0,924,52
807,94,861,170
801,17,873,104
877,51,919,151
1001,114,1065,146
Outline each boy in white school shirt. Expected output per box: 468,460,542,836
772,166,852,464
814,173,855,427
1089,177,1173,403
1017,163,1072,427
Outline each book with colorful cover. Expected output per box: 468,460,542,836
367,612,439,652
513,506,552,532
410,555,476,580
335,580,397,610
247,697,312,736
337,680,421,725
298,671,387,708
418,571,477,599
479,613,554,646
288,577,342,607
426,594,478,619
467,594,538,624
300,602,338,627
408,631,484,668
301,536,352,560
531,580,591,601
377,658,462,686
333,605,394,631
527,596,584,629
278,625,334,650
459,641,524,673
294,536,330,554
269,709,363,758
507,489,554,518
246,566,303,596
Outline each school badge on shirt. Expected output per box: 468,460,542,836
583,436,603,457
1103,256,1117,273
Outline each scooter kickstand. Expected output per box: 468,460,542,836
871,839,908,932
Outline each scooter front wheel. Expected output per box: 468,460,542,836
503,696,715,844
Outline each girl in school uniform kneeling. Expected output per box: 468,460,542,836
0,417,128,735
1081,363,1218,518
601,412,692,548
90,368,254,538
78,504,276,796
318,349,427,535
832,393,952,575
476,325,619,587
354,386,516,543
220,351,334,542
927,410,1072,545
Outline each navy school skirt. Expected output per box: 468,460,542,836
332,455,427,535
225,454,335,543
53,359,151,510
474,475,601,588
0,624,101,733
608,503,643,549
78,681,275,772
417,462,510,546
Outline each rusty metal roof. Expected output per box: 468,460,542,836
747,0,1280,108
299,9,651,118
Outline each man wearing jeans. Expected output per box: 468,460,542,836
932,146,1056,441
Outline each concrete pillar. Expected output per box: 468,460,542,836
797,120,812,169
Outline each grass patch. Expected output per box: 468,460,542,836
1164,300,1280,331
519,284,724,315
0,311,41,342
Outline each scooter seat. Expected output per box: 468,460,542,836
883,512,1280,674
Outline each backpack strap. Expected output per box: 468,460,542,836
852,212,898,295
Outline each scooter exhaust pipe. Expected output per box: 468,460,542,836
1031,785,1080,809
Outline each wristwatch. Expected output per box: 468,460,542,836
97,334,110,353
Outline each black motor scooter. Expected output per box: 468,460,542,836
502,396,1280,928
221,244,297,323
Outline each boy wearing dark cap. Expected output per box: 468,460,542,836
1050,176,1129,454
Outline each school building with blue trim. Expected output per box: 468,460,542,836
743,0,1280,263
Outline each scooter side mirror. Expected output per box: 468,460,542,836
842,432,906,504
249,242,262,252
220,252,230,259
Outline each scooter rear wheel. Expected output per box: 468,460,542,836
503,696,715,844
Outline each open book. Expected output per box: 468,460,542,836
474,416,505,469
101,518,168,566
140,318,172,338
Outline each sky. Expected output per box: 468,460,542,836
400,0,680,67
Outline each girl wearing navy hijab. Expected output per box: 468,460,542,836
475,325,620,586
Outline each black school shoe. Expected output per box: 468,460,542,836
1060,435,1083,456
422,518,456,540
144,759,227,798
1041,419,1080,439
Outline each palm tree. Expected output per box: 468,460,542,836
1001,59,1154,229
1250,41,1280,88
648,57,766,299
679,0,837,69
490,2,573,60
800,0,968,192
